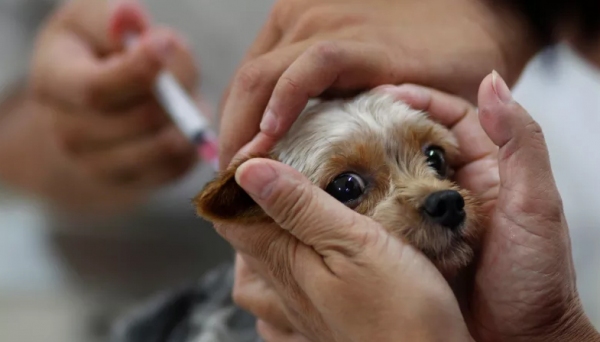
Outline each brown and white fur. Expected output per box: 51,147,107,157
194,90,483,279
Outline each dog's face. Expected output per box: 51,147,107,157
195,91,482,277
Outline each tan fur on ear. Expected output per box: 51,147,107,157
193,154,275,225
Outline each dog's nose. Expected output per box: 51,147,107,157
423,190,465,230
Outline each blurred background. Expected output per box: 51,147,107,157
0,0,599,341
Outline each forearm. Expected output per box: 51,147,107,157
0,85,142,214
0,85,53,194
493,0,600,67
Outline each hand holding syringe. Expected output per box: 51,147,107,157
124,33,219,172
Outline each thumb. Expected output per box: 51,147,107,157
478,71,562,224
234,158,383,258
108,0,151,49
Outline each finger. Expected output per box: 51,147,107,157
34,28,175,110
30,0,151,107
478,71,562,225
84,28,178,109
219,44,308,169
217,13,282,127
108,0,152,50
54,0,150,55
257,320,311,342
80,124,196,186
258,41,398,140
375,84,497,167
233,158,383,259
56,101,169,153
86,27,197,110
233,254,295,332
377,84,500,207
215,158,384,318
373,84,470,127
109,0,203,91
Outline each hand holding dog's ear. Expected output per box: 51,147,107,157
380,75,599,342
469,73,597,342
211,157,473,342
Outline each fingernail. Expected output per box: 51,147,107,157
491,70,513,104
260,109,279,135
235,160,278,200
149,34,174,60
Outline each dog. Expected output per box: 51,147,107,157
194,90,483,278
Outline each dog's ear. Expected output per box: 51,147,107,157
193,155,274,225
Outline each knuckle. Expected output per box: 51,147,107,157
351,217,377,247
524,119,546,146
309,41,343,66
285,6,329,42
299,7,329,29
271,0,302,28
272,181,315,231
506,187,564,224
277,75,301,96
234,61,267,93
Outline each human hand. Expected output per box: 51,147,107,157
29,0,201,192
218,0,542,169
229,75,501,340
210,158,473,342
382,74,600,342
230,73,600,342
233,254,312,342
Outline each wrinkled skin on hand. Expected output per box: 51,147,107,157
218,0,540,169
231,74,600,342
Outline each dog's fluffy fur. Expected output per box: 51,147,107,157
194,90,483,278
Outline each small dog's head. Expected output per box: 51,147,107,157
195,91,483,278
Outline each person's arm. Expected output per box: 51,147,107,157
0,0,202,215
217,0,544,169
0,84,58,195
0,84,140,213
498,0,600,66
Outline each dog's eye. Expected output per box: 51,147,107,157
325,173,366,207
424,145,447,177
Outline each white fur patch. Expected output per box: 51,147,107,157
272,92,429,182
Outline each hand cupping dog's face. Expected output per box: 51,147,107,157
195,91,483,278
